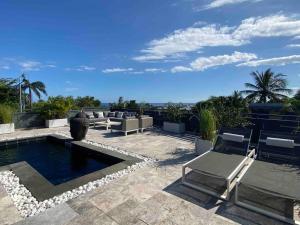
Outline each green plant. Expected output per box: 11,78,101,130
0,104,14,124
166,103,183,123
199,109,216,141
39,96,73,120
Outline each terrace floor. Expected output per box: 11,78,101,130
0,127,294,225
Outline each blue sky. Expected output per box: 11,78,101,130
0,0,300,103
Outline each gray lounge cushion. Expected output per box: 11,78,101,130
266,137,294,148
188,151,245,179
240,160,300,200
93,111,104,118
222,133,244,143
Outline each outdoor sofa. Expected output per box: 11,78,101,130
84,110,152,135
182,128,255,200
235,130,300,224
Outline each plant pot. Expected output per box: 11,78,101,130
0,123,15,134
45,118,68,128
163,121,185,134
70,112,89,141
195,137,213,155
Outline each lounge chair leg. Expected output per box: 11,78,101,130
125,132,127,136
136,130,139,134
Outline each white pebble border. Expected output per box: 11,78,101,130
0,132,156,218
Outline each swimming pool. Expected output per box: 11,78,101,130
0,134,141,200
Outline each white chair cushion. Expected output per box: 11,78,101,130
266,137,294,148
222,133,244,143
94,111,104,118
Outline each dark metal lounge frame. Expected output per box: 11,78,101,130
182,128,256,200
235,130,300,224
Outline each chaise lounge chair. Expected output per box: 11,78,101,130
182,128,255,200
235,130,300,224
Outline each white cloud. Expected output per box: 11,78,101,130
134,14,300,62
237,55,300,67
133,25,242,62
130,71,144,74
19,61,42,71
65,65,96,72
171,66,193,73
1,65,10,70
102,68,134,73
45,64,57,68
144,68,166,73
203,0,258,10
172,51,257,73
286,44,300,48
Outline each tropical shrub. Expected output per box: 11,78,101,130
199,109,216,141
39,96,73,120
0,104,14,124
74,96,101,108
194,92,250,129
166,103,183,123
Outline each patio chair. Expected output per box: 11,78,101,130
182,128,255,200
235,130,300,224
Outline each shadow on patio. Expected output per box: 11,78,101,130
163,173,287,225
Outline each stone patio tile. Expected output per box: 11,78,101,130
65,207,116,225
209,215,239,225
67,198,99,215
151,192,186,211
106,198,140,225
0,196,22,225
131,196,171,225
167,200,215,225
89,188,131,213
14,203,77,225
215,202,285,225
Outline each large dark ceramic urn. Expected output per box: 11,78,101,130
70,112,89,141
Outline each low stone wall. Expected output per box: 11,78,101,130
13,112,45,129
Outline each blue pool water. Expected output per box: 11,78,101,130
0,138,121,185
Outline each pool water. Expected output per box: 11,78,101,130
0,138,122,185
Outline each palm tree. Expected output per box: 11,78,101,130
21,74,47,110
241,69,292,103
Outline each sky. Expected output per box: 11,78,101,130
0,0,300,103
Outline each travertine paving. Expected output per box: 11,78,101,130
0,127,291,225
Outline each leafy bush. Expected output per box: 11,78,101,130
39,96,73,120
194,93,250,129
0,104,14,124
199,109,216,141
166,103,183,123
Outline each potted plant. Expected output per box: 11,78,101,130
40,97,72,128
163,103,185,134
0,104,15,134
195,109,216,155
